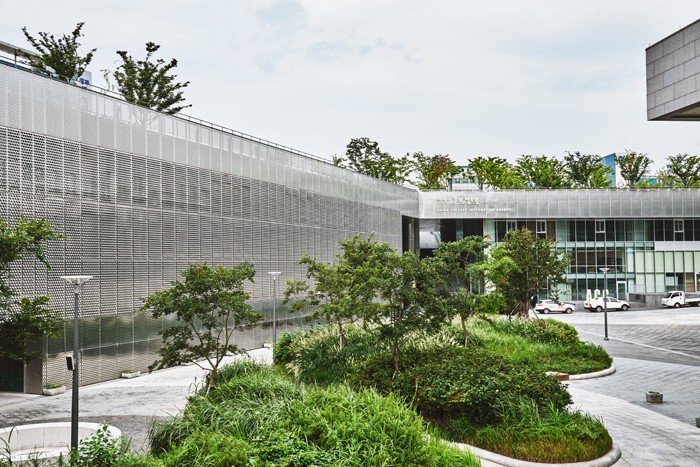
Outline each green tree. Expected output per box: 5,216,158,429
113,42,192,115
369,249,449,372
334,137,412,184
663,153,700,187
433,236,491,345
486,228,570,318
563,151,613,188
516,155,570,189
21,22,96,83
140,263,262,390
615,151,652,187
0,217,62,364
464,156,524,190
284,234,387,349
411,152,463,191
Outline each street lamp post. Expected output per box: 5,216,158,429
60,275,93,454
268,272,281,345
599,268,610,341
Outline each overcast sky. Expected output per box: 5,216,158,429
3,1,700,170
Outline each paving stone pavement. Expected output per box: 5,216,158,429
549,308,700,467
0,349,273,452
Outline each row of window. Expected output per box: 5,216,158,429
491,219,700,243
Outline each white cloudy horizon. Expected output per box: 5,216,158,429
2,1,700,171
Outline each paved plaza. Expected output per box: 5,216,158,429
549,307,700,466
1,308,700,465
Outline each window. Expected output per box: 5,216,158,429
674,220,684,233
536,220,546,234
595,220,606,234
507,220,517,231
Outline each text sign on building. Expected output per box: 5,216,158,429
434,195,512,213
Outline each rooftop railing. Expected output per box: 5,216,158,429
0,49,334,166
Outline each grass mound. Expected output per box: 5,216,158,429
275,319,613,463
144,361,478,466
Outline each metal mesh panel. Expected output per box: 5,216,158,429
1,66,413,391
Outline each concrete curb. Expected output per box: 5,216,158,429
450,441,622,467
569,365,616,381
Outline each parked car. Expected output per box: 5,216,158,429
583,297,630,312
534,299,575,314
661,291,700,308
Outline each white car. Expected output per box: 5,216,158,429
584,297,630,312
534,299,575,314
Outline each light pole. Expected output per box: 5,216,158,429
268,272,281,345
60,275,93,455
599,268,610,341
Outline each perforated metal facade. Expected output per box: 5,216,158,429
0,64,418,392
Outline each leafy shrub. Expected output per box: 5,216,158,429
276,324,381,384
158,431,250,467
445,398,613,462
352,345,571,426
62,424,123,467
486,318,579,346
272,331,298,366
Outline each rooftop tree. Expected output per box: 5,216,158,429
615,150,652,187
411,152,463,191
21,22,96,82
662,153,700,187
334,137,412,184
516,155,569,189
563,151,613,188
113,42,192,115
464,156,524,190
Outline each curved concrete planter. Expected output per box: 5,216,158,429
568,365,616,381
42,385,66,396
121,370,141,379
0,422,121,464
450,441,622,467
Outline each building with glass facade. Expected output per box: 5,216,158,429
419,190,700,302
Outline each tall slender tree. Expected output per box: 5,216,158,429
486,228,570,318
113,42,192,115
21,22,95,82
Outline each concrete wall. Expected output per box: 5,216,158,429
647,19,700,120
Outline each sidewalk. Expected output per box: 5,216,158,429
0,349,272,451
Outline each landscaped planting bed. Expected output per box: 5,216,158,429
275,318,613,464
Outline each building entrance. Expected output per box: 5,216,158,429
0,358,24,392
